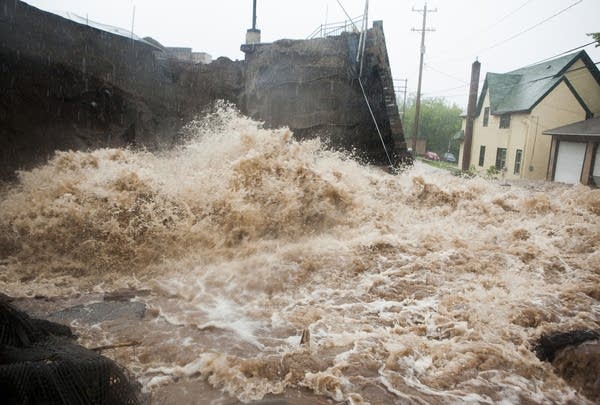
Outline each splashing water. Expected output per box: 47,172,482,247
1,103,599,403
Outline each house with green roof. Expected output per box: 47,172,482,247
458,50,600,181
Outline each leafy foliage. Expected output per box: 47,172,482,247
588,32,600,47
453,164,478,178
486,165,500,178
402,96,463,156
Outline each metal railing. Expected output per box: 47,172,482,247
307,15,363,39
307,1,393,167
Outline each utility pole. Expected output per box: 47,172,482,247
462,59,481,171
394,78,408,120
411,3,436,155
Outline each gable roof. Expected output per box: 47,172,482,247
476,50,600,116
543,116,600,137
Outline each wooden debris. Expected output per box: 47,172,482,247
300,328,310,346
90,340,141,352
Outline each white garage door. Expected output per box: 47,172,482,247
554,141,586,184
593,146,600,185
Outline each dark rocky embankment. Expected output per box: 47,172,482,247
0,0,406,180
0,0,243,179
534,330,600,402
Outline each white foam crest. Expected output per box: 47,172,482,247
1,105,599,403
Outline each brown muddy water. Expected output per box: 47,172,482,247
1,105,599,404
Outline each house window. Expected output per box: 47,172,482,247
483,107,489,127
478,145,486,167
495,148,507,170
499,114,511,129
514,149,523,174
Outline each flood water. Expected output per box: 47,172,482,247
1,105,599,404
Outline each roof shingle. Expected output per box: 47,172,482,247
476,50,598,116
543,116,600,137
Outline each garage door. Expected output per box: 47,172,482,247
593,145,600,186
554,141,586,184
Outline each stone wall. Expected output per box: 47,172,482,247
0,0,406,179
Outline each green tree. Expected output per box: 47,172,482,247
588,32,600,47
402,96,463,156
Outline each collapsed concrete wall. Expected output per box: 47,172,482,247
0,0,406,179
242,21,406,163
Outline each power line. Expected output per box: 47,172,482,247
473,0,583,56
482,0,536,33
419,61,599,99
424,63,468,84
423,41,596,98
435,0,536,60
335,0,360,32
410,3,437,152
423,83,469,96
488,41,597,84
431,0,583,65
521,40,597,68
503,62,595,91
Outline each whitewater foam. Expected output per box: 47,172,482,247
1,103,598,403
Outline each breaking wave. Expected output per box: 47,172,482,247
0,104,362,280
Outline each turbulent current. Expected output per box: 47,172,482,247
1,105,599,404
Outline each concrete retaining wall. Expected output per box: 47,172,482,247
0,0,406,179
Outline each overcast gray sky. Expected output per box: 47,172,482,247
24,0,600,108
